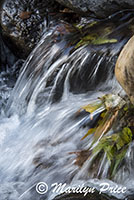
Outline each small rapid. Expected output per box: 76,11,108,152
1,11,134,200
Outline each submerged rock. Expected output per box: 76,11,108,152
115,35,134,104
52,191,118,200
56,0,134,18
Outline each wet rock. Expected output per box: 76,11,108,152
0,0,63,58
56,0,134,18
52,191,118,200
115,35,134,104
68,48,116,94
0,30,17,70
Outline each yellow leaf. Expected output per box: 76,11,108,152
81,128,96,140
82,102,102,113
100,111,106,118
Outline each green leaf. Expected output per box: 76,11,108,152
116,138,125,150
121,127,133,144
104,145,115,163
111,146,128,177
92,38,117,45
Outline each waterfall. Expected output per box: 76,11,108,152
1,11,134,200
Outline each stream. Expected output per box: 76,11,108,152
1,11,134,200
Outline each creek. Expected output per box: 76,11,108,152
0,11,134,200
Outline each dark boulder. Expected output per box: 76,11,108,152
56,0,134,18
0,29,17,70
0,0,63,58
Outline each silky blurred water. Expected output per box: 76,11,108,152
1,11,134,200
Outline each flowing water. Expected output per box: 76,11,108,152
1,11,134,200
